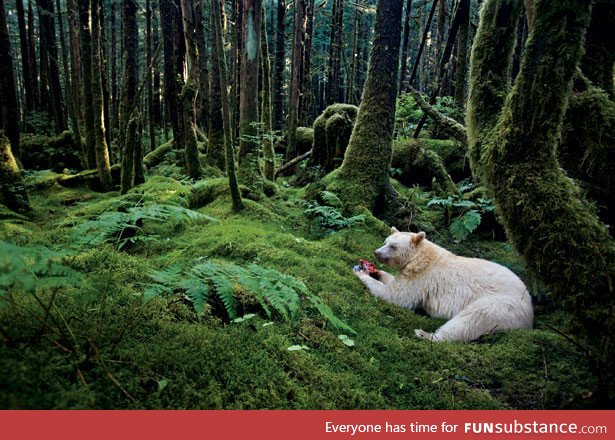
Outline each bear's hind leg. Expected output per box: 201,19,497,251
415,312,489,342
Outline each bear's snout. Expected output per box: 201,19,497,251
374,249,387,263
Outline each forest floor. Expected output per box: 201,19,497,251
0,161,596,409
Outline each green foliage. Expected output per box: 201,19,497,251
304,191,366,237
70,203,214,250
144,259,355,334
0,242,81,295
395,94,458,139
427,181,494,241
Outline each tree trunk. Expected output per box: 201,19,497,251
0,135,30,214
326,0,344,105
398,0,413,94
330,0,404,220
180,0,203,179
206,2,226,171
284,0,306,167
272,0,286,131
453,0,470,109
79,0,97,168
261,2,275,181
146,0,156,153
580,1,614,100
408,0,438,89
120,0,142,193
468,0,615,402
212,0,244,210
16,0,36,114
160,0,183,152
0,0,21,157
27,0,40,110
195,0,210,131
91,0,113,190
38,0,66,132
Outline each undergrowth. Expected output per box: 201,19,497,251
0,171,597,409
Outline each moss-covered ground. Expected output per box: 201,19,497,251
0,169,595,409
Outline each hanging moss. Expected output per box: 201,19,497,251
310,104,358,171
559,86,615,227
391,139,458,193
469,0,615,402
0,134,31,214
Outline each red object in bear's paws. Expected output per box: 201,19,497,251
360,259,380,279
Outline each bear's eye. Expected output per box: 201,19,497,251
389,244,397,250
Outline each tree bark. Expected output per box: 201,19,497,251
16,0,36,114
238,0,263,188
468,0,615,401
212,0,244,210
284,0,306,167
0,134,30,214
120,0,142,193
79,0,97,168
272,0,286,131
261,2,275,181
0,0,21,156
453,0,471,109
331,0,404,220
206,2,226,171
398,0,413,94
91,0,113,190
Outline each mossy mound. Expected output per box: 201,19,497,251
311,104,358,172
20,131,82,171
0,169,597,409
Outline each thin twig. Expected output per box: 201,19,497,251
544,323,591,355
88,338,139,405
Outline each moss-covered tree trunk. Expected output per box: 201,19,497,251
0,135,30,214
329,0,404,220
468,0,615,402
91,0,113,190
206,5,226,171
397,0,412,94
78,0,97,169
212,0,244,211
285,0,306,167
272,0,286,131
453,0,470,110
180,0,203,180
120,0,140,194
238,0,263,189
580,1,614,100
160,0,182,152
260,2,275,181
0,0,20,157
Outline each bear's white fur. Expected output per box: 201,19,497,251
354,227,533,342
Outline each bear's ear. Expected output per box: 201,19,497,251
390,226,399,234
411,231,426,246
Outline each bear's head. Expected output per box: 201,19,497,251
374,227,426,269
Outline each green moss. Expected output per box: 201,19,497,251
391,139,459,193
0,165,599,409
311,104,358,171
559,86,615,226
295,127,314,154
20,130,82,171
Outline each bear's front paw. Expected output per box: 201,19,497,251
415,329,437,341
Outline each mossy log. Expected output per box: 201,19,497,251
143,138,174,168
56,164,121,190
0,134,31,214
310,104,358,171
20,131,83,171
407,86,468,149
468,0,615,400
391,139,458,193
273,127,313,155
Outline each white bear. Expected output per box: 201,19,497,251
354,227,533,342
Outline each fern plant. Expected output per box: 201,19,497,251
0,241,82,295
144,259,355,334
70,202,216,250
304,191,366,237
427,181,494,241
